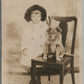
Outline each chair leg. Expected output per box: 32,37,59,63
71,70,75,84
37,73,41,84
60,66,64,84
30,61,37,84
48,74,50,81
70,60,75,84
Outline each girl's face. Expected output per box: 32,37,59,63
31,10,42,24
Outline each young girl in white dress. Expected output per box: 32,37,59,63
20,5,48,71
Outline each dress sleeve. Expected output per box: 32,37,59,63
21,27,32,51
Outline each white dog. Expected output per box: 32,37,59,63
43,26,65,61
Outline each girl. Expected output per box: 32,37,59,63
20,5,48,71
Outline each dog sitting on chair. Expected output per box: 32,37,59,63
43,26,65,61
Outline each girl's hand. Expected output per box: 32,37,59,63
22,48,28,56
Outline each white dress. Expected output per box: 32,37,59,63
21,21,48,66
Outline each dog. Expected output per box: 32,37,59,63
43,26,65,61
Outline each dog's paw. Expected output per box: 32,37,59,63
56,57,63,61
43,54,47,60
59,55,64,58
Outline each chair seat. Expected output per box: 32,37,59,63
37,67,71,75
32,55,72,68
30,55,73,76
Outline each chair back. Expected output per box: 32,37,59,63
48,16,77,54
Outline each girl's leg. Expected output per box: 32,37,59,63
14,62,31,72
19,64,31,72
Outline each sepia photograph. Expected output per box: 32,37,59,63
2,0,83,84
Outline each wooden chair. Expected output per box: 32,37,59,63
35,16,77,84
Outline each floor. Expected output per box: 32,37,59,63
2,61,80,84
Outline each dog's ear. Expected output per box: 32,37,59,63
56,27,62,33
46,27,52,34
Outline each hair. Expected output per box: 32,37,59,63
24,5,47,22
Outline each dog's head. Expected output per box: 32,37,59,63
46,26,62,42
